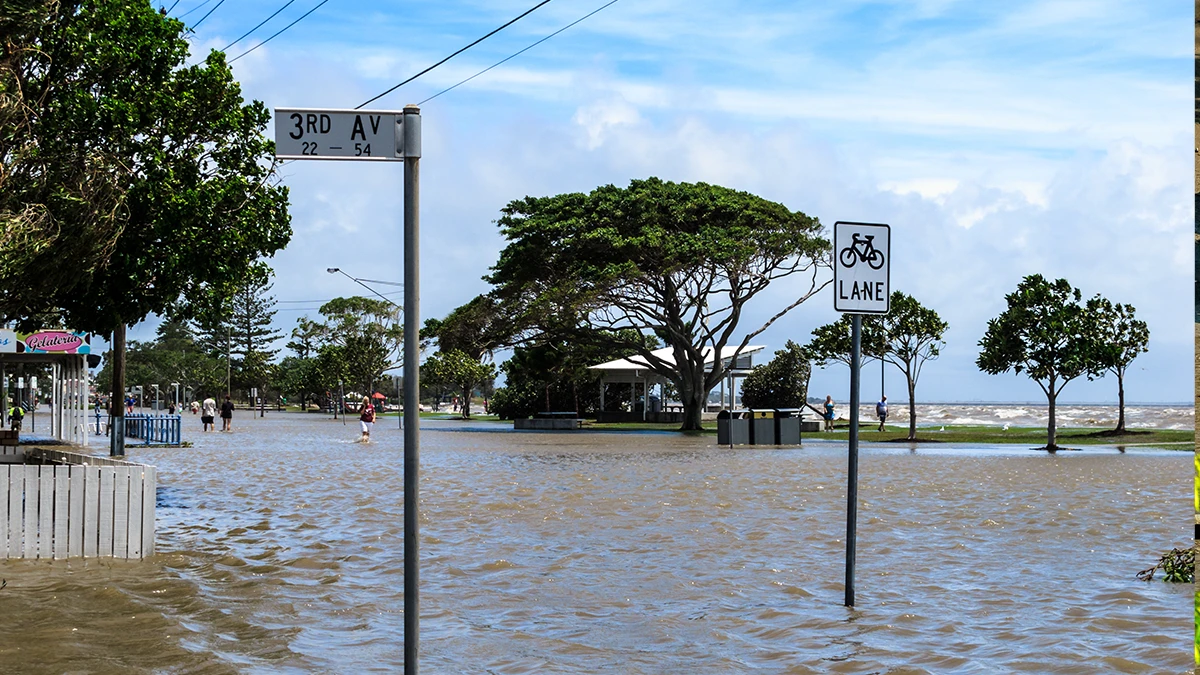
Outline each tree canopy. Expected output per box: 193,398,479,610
422,349,496,418
316,296,403,395
1087,296,1149,432
874,292,947,439
739,340,811,410
0,0,291,331
487,178,829,430
977,275,1103,449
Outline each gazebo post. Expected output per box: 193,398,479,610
642,376,646,422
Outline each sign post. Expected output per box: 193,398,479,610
275,106,421,674
833,221,890,608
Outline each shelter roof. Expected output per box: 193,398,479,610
589,345,766,373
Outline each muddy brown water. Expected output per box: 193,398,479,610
0,413,1191,673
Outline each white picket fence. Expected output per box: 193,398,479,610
0,448,156,559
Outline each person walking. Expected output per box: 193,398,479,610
220,395,234,431
359,396,376,443
9,403,23,432
876,395,888,432
201,396,217,431
823,395,835,431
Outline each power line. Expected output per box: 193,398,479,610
420,0,620,106
163,0,183,14
357,0,554,109
222,0,298,52
178,0,216,19
276,289,404,304
190,0,226,29
229,0,333,64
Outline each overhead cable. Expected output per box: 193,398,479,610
229,0,333,64
189,0,226,29
222,0,298,52
356,0,554,109
178,0,216,19
420,0,621,105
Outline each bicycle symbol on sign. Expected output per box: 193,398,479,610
839,233,885,270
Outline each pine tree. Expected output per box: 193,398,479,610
231,276,282,362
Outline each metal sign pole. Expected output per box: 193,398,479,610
272,104,421,672
846,313,861,607
402,104,422,675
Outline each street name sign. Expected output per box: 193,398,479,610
274,108,404,161
834,221,891,314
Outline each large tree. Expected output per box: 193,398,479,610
422,349,496,418
1087,296,1149,432
2,1,290,330
977,275,1103,450
192,268,284,398
875,292,948,440
423,294,506,361
805,315,886,369
0,1,290,450
315,296,402,394
487,178,829,430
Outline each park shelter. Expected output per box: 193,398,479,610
0,329,93,447
588,345,765,421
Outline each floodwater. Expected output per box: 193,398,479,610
0,412,1191,673
844,401,1195,431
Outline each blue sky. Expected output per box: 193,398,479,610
125,0,1192,403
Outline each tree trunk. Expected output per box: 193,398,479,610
1046,385,1057,450
462,382,472,418
110,324,126,457
1115,370,1125,432
907,377,917,441
678,374,706,431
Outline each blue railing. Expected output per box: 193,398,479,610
94,411,182,446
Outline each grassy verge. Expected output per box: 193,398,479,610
822,425,1193,448
528,419,1193,447
358,411,1194,448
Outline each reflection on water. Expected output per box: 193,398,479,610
0,413,1191,673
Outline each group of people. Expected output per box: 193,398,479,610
821,394,888,432
197,395,235,432
179,393,380,441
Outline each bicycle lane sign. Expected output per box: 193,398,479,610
834,221,890,313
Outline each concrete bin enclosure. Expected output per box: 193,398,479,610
0,448,155,560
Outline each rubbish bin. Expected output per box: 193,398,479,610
749,409,777,445
775,408,802,445
717,410,750,446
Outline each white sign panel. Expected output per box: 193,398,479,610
274,108,401,160
834,221,890,314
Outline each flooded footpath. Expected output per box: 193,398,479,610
0,412,1191,673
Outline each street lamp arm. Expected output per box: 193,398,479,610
327,267,403,310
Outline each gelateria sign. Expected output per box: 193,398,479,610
0,329,91,354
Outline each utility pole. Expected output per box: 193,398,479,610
110,324,126,456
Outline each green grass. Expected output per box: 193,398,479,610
821,425,1193,448
315,408,1195,449
530,419,1194,448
